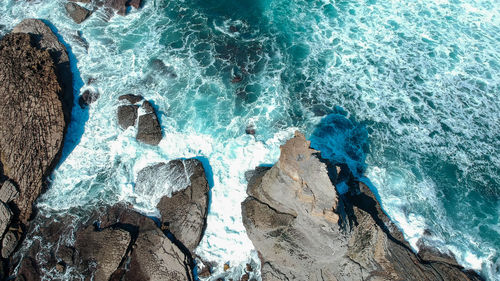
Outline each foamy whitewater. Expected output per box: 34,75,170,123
1,0,499,280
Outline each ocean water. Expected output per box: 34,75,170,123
1,0,499,280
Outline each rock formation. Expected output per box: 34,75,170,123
0,19,72,224
242,131,483,281
13,203,195,281
117,95,162,145
155,159,210,253
65,2,92,24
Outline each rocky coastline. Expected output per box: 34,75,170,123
0,18,486,281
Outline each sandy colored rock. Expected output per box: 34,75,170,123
0,180,19,203
242,132,483,281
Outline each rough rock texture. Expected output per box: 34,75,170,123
1,20,72,223
0,180,19,203
13,203,196,281
117,95,162,145
242,131,483,281
124,227,194,281
1,231,19,258
74,226,130,281
0,203,12,238
65,2,92,24
117,105,138,129
12,19,73,124
136,105,162,145
155,159,210,253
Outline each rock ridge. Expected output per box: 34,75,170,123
242,131,484,281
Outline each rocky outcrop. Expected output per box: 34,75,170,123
155,159,210,253
117,95,162,145
13,203,195,281
78,89,99,108
65,2,92,24
0,19,72,224
242,131,483,281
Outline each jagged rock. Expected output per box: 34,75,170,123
155,159,209,253
78,89,99,108
0,203,12,237
65,2,92,24
124,227,194,281
74,226,131,281
117,105,138,129
1,20,72,223
2,231,19,258
118,94,143,104
242,131,483,281
136,108,162,145
0,180,19,203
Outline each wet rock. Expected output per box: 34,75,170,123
117,105,138,129
136,108,162,145
78,89,99,108
55,262,65,273
118,94,143,104
65,2,92,24
1,231,19,258
74,226,131,281
245,125,256,135
2,20,72,223
0,180,19,203
156,159,209,252
0,203,12,237
242,132,483,281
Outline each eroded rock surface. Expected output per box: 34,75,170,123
242,131,483,281
155,159,210,252
0,20,71,223
14,203,196,281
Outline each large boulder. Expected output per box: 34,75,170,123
0,20,71,223
155,159,210,252
242,131,483,281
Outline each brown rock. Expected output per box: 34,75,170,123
136,111,162,145
74,226,131,281
0,180,19,203
155,159,209,252
2,20,72,223
0,203,12,237
242,132,482,281
123,227,194,281
65,2,92,24
78,89,99,108
117,105,138,129
1,230,19,258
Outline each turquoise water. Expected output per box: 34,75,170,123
1,0,499,279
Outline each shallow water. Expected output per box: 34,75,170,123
0,0,499,279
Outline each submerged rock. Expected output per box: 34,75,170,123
0,20,72,223
78,89,99,108
118,94,143,104
156,159,210,252
65,2,92,24
242,131,483,281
